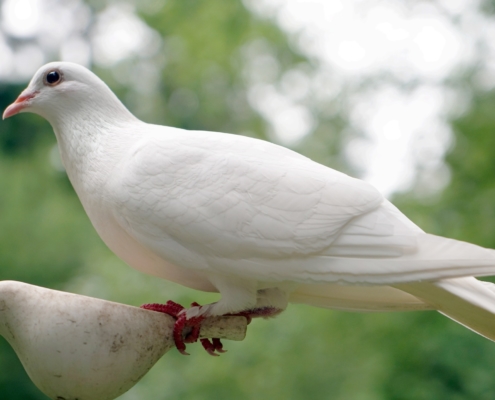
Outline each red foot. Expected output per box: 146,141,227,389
142,301,283,356
200,337,227,356
141,301,225,356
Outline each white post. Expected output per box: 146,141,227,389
0,281,247,400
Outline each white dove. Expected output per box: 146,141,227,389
5,61,495,355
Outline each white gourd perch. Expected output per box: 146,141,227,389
0,281,247,400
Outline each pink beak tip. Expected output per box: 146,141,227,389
3,91,38,120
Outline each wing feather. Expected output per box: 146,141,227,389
110,128,383,261
109,127,495,285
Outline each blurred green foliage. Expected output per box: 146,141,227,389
1,1,495,399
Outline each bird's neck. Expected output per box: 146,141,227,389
50,105,141,203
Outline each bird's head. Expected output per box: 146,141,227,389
3,62,134,125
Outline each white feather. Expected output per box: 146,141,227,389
10,61,495,342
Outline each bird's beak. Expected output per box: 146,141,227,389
3,90,39,120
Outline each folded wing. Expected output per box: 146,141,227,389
110,127,495,285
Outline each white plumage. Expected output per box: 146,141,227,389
5,61,495,341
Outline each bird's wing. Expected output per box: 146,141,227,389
108,128,381,261
109,127,495,284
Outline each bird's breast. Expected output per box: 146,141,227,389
83,202,217,293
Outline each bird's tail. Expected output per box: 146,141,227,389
396,277,495,341
290,276,495,342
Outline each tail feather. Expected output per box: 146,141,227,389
397,277,495,341
291,277,495,342
288,200,495,340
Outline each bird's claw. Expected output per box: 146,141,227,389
200,337,227,356
141,301,226,356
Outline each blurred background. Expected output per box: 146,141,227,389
1,0,495,398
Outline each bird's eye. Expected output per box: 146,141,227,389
44,70,62,86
